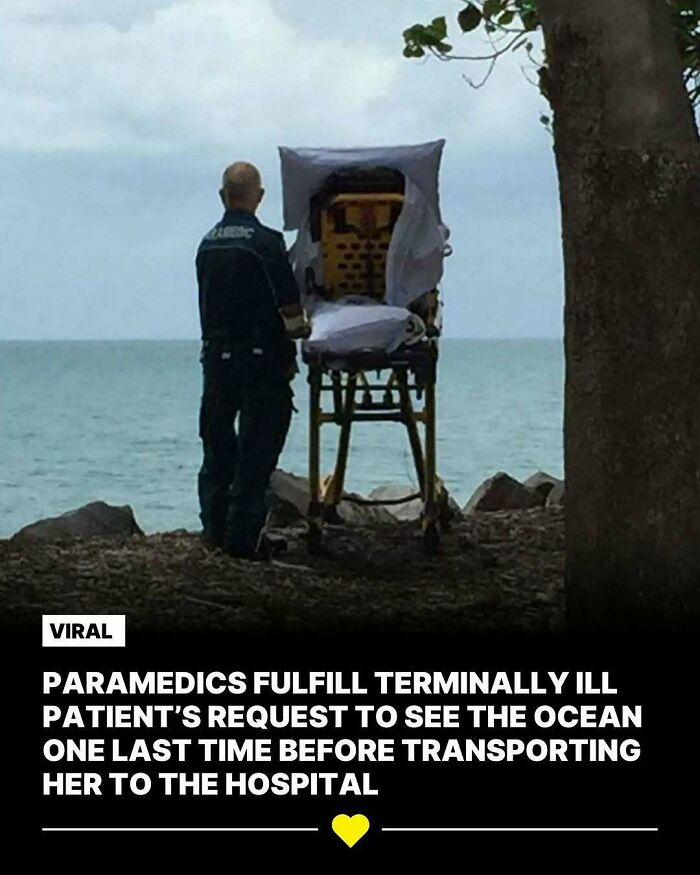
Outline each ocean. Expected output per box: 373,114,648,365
0,339,563,537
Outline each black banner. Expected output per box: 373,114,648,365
6,622,692,861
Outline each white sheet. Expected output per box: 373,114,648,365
278,141,450,311
304,298,421,356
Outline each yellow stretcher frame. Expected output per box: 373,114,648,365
303,180,448,555
305,339,449,556
318,192,403,301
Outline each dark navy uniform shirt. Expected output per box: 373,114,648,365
196,208,301,359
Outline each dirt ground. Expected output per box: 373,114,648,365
0,508,564,633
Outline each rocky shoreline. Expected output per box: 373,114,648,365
0,470,565,634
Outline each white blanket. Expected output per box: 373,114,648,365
278,141,450,312
304,298,422,357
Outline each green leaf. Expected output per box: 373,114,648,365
402,24,430,59
457,3,482,33
431,16,448,40
499,10,516,26
483,0,504,20
520,9,540,31
402,18,454,58
515,0,539,15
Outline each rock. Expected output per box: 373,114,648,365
458,533,476,551
368,483,462,523
463,472,541,514
546,482,565,507
11,501,143,543
336,492,396,526
368,483,423,521
267,470,310,527
523,471,563,502
267,469,395,527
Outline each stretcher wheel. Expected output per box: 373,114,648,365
438,491,453,532
423,521,441,556
307,523,324,556
323,505,344,525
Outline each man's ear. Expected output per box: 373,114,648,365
258,187,265,204
219,188,226,208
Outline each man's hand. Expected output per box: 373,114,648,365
280,303,311,340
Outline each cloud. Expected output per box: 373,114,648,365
0,0,546,154
3,1,169,22
0,1,561,341
0,0,400,151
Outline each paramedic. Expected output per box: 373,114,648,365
196,161,305,558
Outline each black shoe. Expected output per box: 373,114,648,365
223,545,268,562
201,530,224,551
258,532,288,560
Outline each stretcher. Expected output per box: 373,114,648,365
278,143,451,554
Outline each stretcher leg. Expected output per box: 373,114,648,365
396,369,426,494
422,364,440,555
323,373,356,522
307,363,324,554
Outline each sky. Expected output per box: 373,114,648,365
0,0,563,340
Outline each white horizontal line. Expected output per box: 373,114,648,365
382,827,658,832
42,827,319,832
42,825,658,834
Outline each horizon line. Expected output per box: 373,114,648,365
0,335,563,343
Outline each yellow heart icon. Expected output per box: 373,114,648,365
331,813,370,848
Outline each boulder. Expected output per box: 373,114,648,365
267,469,395,527
463,472,541,514
267,470,311,527
337,492,396,526
11,501,143,543
369,483,423,521
523,471,563,502
546,481,565,507
369,483,462,523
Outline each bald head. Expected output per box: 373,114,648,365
220,161,264,212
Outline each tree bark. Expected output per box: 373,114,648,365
538,0,700,630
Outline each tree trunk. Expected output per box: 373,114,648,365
538,0,700,630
